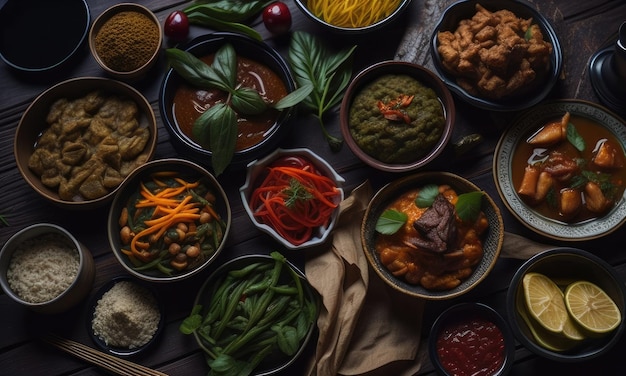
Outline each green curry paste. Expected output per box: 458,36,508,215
348,74,445,164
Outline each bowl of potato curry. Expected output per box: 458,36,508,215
361,171,504,300
494,100,626,241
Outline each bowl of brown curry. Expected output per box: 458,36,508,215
494,100,626,241
14,77,157,210
340,60,455,173
159,32,297,175
361,171,504,300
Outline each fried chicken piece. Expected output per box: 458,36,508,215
436,3,552,99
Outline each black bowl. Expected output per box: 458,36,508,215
87,276,164,357
0,0,90,75
191,254,319,375
430,0,563,111
429,303,516,375
506,248,626,362
159,32,297,172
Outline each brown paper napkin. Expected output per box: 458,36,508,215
305,182,424,376
304,181,553,375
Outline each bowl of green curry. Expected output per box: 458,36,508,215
340,61,455,172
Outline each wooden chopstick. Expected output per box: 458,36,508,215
42,334,168,376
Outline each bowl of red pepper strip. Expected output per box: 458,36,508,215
240,148,345,250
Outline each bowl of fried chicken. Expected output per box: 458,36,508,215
430,0,562,111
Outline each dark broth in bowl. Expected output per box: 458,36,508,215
172,54,287,151
512,114,626,223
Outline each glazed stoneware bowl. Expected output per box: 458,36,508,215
361,171,504,300
430,0,563,111
0,0,90,76
340,60,455,173
159,32,297,173
191,254,319,375
294,0,412,34
506,248,626,362
493,100,626,241
107,158,232,283
14,77,157,210
0,223,95,314
89,3,163,81
429,302,516,376
240,148,345,250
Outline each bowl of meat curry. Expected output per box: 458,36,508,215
430,0,562,111
361,171,504,300
14,77,157,210
494,100,626,241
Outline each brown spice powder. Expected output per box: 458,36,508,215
94,11,160,72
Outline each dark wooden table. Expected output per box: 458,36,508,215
1,1,625,375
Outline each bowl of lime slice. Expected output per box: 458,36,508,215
506,248,626,362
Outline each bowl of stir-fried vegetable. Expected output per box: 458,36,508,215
180,252,319,376
107,158,231,283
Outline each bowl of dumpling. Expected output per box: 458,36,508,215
14,77,157,210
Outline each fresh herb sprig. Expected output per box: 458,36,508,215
183,0,272,41
166,44,312,176
288,31,357,151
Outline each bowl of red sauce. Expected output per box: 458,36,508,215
429,302,515,376
240,148,345,250
159,32,297,175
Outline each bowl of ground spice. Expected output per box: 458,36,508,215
340,60,455,173
0,223,95,314
88,276,164,356
89,3,162,81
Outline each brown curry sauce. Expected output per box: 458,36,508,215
172,55,287,151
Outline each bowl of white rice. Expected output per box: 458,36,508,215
0,223,95,314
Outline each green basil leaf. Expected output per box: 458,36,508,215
209,104,238,176
179,313,202,334
192,103,225,147
455,191,484,222
273,325,299,356
273,84,313,110
165,48,229,91
288,31,356,149
415,184,439,208
231,87,268,115
566,122,585,152
184,1,268,22
185,11,262,41
213,43,237,90
375,209,408,235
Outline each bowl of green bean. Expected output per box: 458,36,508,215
180,252,319,375
107,158,231,283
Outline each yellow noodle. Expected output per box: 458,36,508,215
308,0,401,28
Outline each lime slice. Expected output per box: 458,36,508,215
523,272,569,333
516,289,578,351
564,281,622,335
561,315,585,341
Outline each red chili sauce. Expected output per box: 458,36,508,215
435,316,505,376
172,54,288,151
